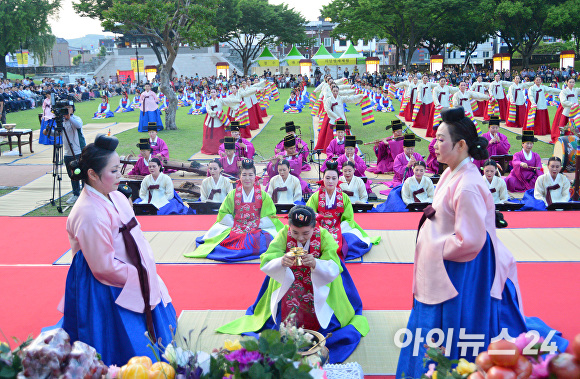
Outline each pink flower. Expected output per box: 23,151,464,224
224,348,263,372
303,293,314,302
515,332,544,355
286,298,301,309
530,354,555,378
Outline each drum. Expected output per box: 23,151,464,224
553,136,578,172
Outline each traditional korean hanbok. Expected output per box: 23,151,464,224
187,183,284,262
336,154,371,193
527,84,560,135
202,98,230,155
93,102,115,119
392,152,424,187
59,186,176,366
266,154,311,195
429,84,458,137
504,150,542,192
484,175,509,204
139,91,163,132
470,81,489,117
283,95,303,113
370,137,404,174
215,225,369,364
128,156,152,176
506,82,533,128
551,87,580,143
339,176,368,203
267,174,302,204
39,97,59,145
401,175,434,205
219,155,242,178
115,97,134,113
534,172,571,206
158,93,168,112
316,93,363,151
131,94,141,109
274,136,311,171
200,175,233,203
149,136,169,159
452,89,489,118
134,172,192,215
188,99,207,115
306,186,379,261
482,131,510,156
396,158,567,378
485,80,512,121
426,139,439,174
219,137,254,159
413,82,436,129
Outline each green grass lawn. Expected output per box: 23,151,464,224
0,187,18,197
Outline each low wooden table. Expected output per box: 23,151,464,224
0,128,34,156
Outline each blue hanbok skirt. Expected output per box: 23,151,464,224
343,233,372,261
93,110,115,119
61,251,176,366
396,234,568,378
38,119,61,145
134,191,193,215
138,109,164,132
195,229,274,262
242,260,364,363
373,184,408,212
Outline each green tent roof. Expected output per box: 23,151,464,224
281,45,305,61
339,43,363,59
312,45,334,60
255,46,277,60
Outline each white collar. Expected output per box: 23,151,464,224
150,136,158,144
297,240,310,251
242,186,254,203
413,175,423,186
325,188,336,208
212,175,221,186
226,155,235,165
449,157,471,180
86,184,114,207
404,153,412,161
281,175,291,186
485,175,496,187
522,149,532,160
549,173,559,185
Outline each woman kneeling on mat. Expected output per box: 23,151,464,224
187,159,284,262
306,161,379,261
134,158,192,215
216,205,369,364
58,134,176,366
396,107,568,378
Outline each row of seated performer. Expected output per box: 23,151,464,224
187,159,381,262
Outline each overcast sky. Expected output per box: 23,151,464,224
49,0,331,39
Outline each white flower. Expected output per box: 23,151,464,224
163,344,194,367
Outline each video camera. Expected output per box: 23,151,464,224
49,94,74,132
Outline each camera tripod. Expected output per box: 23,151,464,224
50,121,78,213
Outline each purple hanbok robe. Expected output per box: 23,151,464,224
218,138,255,159
393,152,424,186
504,151,542,192
426,139,439,174
482,132,511,156
367,137,404,174
275,137,311,171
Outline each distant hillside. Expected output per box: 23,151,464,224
66,34,115,52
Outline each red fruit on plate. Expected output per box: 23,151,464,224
548,353,580,379
468,372,485,379
513,356,532,379
488,340,520,367
572,333,580,361
487,366,517,379
476,351,494,372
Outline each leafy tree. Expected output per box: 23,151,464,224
324,0,464,69
546,0,580,55
98,45,107,57
77,0,218,130
215,0,307,75
72,54,82,66
493,0,567,68
28,34,57,66
0,0,60,78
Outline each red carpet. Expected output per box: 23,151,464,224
0,213,578,362
2,262,578,348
